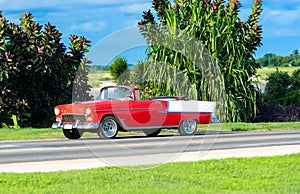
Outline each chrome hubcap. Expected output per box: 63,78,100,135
182,120,197,134
102,119,117,137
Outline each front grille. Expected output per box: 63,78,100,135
62,114,86,123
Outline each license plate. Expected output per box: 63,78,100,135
63,124,73,130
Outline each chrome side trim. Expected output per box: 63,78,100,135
120,119,177,131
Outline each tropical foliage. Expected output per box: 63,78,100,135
0,11,91,128
264,69,300,106
138,0,263,122
253,68,300,122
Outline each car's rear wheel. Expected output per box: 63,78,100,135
98,116,119,139
62,128,82,139
178,119,197,136
143,129,161,137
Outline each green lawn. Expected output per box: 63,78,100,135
0,153,299,193
88,70,113,88
198,122,300,132
256,66,300,80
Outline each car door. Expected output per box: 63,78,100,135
124,100,166,129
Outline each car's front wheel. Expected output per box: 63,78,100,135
98,116,119,139
143,129,161,137
62,128,82,139
178,119,197,136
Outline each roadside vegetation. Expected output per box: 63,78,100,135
137,0,263,123
0,12,92,128
1,1,299,129
0,2,299,194
0,153,299,193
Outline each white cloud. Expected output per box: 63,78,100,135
263,7,300,25
71,21,107,32
119,3,152,14
0,0,149,10
261,6,300,37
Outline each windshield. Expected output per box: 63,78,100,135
97,86,133,100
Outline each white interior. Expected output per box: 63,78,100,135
167,101,216,113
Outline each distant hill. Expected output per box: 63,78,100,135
256,49,300,67
89,63,135,71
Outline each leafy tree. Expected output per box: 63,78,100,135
109,57,128,80
291,49,299,66
257,50,300,67
284,69,300,106
0,11,16,126
0,12,91,127
138,0,263,122
256,69,300,122
263,69,292,106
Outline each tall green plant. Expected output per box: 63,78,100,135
139,0,263,122
0,12,91,127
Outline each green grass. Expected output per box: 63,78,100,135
257,66,300,80
198,122,300,132
0,128,136,141
88,70,113,88
0,122,299,141
0,128,65,141
0,153,299,193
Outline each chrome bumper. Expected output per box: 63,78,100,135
52,122,99,130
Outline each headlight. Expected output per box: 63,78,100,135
54,107,60,115
86,107,92,115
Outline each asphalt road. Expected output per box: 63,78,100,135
1,130,300,172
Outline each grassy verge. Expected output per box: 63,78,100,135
0,153,299,193
198,122,300,132
0,128,151,141
0,128,65,141
257,66,300,80
88,70,113,88
0,122,299,141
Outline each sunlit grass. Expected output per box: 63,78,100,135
0,154,299,193
256,66,300,80
88,70,113,88
198,122,300,132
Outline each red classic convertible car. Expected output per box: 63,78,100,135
52,85,218,139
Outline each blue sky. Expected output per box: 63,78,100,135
1,0,300,65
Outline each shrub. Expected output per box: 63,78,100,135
254,69,300,122
263,69,300,106
0,12,91,128
263,69,292,105
109,57,128,80
253,101,300,122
